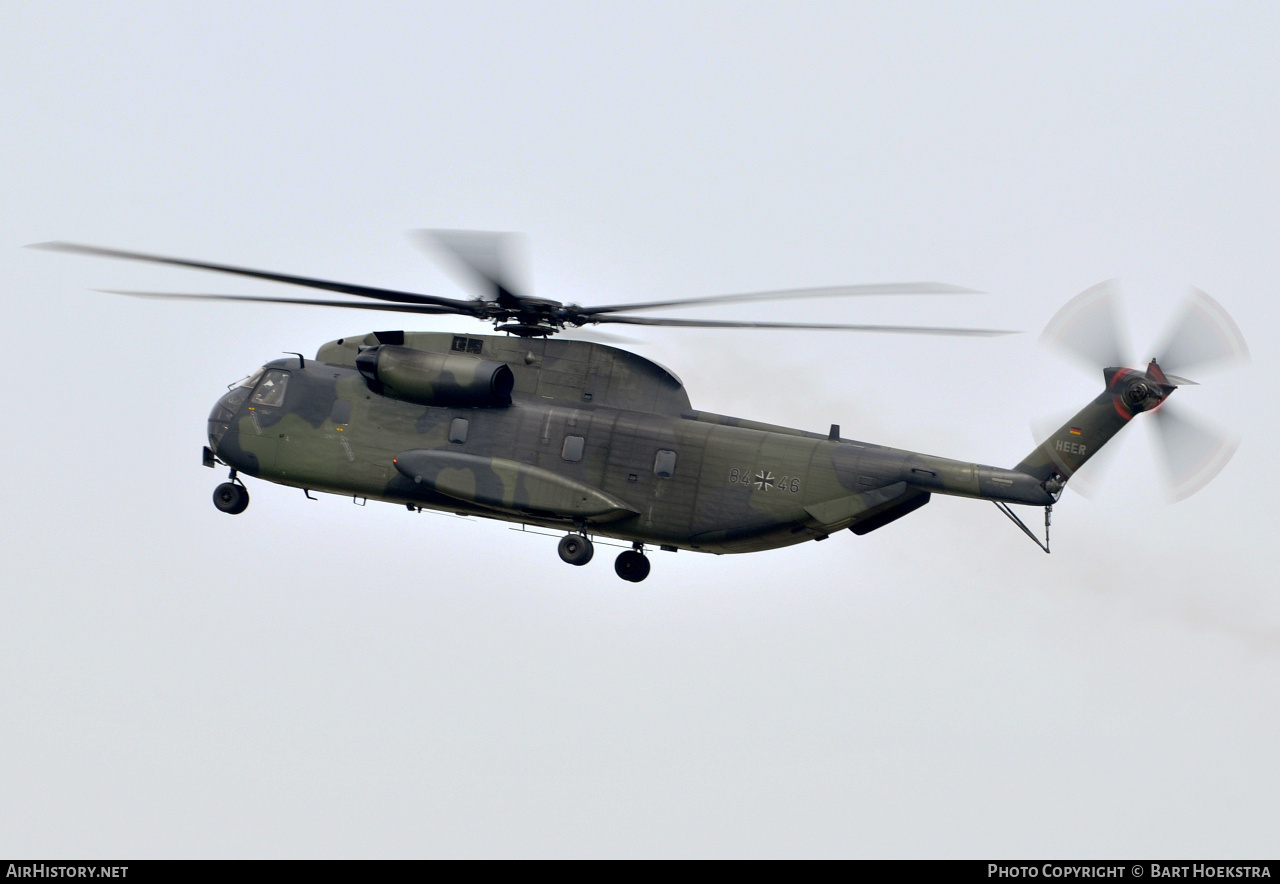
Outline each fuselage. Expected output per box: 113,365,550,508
208,332,1052,554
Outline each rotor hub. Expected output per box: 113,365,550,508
1123,380,1151,404
1123,376,1171,413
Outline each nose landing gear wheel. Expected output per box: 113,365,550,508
614,549,650,582
557,533,594,566
213,482,249,514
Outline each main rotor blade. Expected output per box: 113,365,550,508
99,290,460,315
32,242,482,314
592,315,1016,335
1149,402,1240,502
408,229,529,307
1041,280,1131,373
580,282,981,316
1153,287,1250,378
558,329,644,345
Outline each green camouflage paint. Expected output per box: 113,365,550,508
208,332,1151,556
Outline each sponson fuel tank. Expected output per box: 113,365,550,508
393,449,638,522
356,344,514,406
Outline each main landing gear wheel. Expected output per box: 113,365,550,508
558,533,594,566
614,549,650,582
213,482,249,515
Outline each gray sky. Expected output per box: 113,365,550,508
2,1,1278,858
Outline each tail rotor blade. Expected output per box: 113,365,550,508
1154,286,1250,378
1041,280,1131,373
1149,402,1240,502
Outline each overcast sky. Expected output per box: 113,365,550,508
2,1,1278,858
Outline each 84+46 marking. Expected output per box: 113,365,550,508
729,468,800,493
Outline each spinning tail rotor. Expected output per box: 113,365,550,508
1033,281,1249,501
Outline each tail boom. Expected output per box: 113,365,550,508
902,363,1174,508
900,453,1057,506
1016,364,1172,492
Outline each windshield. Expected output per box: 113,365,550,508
249,370,290,408
236,367,266,389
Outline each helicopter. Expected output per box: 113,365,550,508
33,232,1249,581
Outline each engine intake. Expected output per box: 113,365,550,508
356,345,514,407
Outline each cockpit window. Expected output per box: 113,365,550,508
237,367,266,389
249,370,290,407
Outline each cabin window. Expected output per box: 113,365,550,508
249,370,289,408
562,435,585,463
330,399,353,426
451,335,484,355
654,449,677,478
449,418,469,444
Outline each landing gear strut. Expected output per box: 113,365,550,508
557,533,594,566
213,470,249,515
614,547,650,582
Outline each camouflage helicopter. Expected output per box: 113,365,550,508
35,233,1248,581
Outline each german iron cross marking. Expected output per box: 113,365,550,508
754,470,774,491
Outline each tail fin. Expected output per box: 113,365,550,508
1016,362,1173,493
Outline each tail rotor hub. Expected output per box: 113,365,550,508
1123,380,1150,404
1122,377,1168,412
1120,372,1176,414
